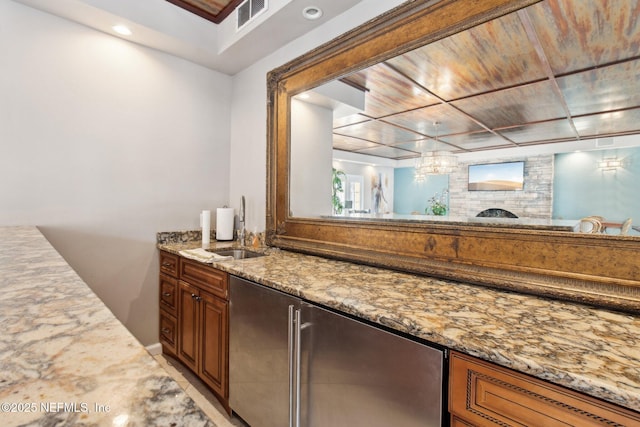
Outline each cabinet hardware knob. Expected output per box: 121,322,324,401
161,328,170,333
162,292,171,297
191,293,197,299
162,262,172,267
196,296,202,302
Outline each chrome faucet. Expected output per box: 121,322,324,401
238,195,246,246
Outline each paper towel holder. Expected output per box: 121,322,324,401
216,205,235,241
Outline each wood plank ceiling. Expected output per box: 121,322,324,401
166,0,242,23
328,0,640,160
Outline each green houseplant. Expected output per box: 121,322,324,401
426,189,449,216
332,168,347,214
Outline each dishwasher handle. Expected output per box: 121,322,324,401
288,305,295,427
294,308,302,427
288,305,304,427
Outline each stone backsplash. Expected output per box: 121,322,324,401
157,229,265,247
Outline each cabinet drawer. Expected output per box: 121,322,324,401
449,351,640,427
179,258,228,299
159,251,179,278
160,274,178,316
159,310,177,354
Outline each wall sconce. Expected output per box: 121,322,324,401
598,157,622,171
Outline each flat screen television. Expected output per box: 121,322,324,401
468,161,524,191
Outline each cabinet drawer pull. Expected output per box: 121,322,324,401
191,293,197,299
161,328,171,334
162,292,172,297
162,262,173,268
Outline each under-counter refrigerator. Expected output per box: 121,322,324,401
229,275,445,427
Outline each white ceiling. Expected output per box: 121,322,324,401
12,0,365,75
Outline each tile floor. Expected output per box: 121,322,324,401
154,354,248,427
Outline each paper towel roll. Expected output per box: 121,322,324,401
200,210,211,248
216,207,235,241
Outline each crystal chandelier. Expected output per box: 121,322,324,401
414,151,458,181
414,122,458,181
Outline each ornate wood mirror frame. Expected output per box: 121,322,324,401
266,0,640,313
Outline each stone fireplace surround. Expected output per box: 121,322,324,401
449,154,553,219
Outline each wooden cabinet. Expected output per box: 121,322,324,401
159,250,179,277
451,416,475,427
159,251,179,355
158,250,230,413
160,274,178,317
159,309,177,353
198,288,228,394
177,280,199,370
179,257,228,299
449,351,640,426
177,279,228,401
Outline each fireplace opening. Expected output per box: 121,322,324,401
476,208,518,218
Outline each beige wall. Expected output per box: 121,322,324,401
0,1,232,345
0,0,406,346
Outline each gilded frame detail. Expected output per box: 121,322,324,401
266,0,640,313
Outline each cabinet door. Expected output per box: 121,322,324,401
199,291,228,398
178,280,199,372
449,351,640,426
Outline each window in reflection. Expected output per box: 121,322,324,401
346,174,363,212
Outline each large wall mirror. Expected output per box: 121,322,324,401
267,0,640,312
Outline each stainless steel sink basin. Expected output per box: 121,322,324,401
206,248,265,259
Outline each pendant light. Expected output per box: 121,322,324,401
414,122,457,181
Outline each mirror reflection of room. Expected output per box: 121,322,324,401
290,0,639,236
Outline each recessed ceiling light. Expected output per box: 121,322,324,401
302,6,323,20
112,25,132,36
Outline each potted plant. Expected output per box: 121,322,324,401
426,189,449,216
332,168,347,214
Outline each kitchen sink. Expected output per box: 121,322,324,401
206,248,265,259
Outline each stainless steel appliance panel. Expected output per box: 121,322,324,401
300,302,444,427
229,276,300,427
230,276,445,427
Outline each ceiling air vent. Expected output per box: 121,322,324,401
237,0,268,30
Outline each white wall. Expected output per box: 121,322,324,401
290,99,333,217
228,0,406,231
0,1,232,345
0,0,406,346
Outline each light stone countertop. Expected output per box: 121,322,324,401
160,239,640,413
0,227,214,427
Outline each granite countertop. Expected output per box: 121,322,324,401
160,238,640,413
0,227,215,427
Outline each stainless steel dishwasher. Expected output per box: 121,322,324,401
229,275,445,427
